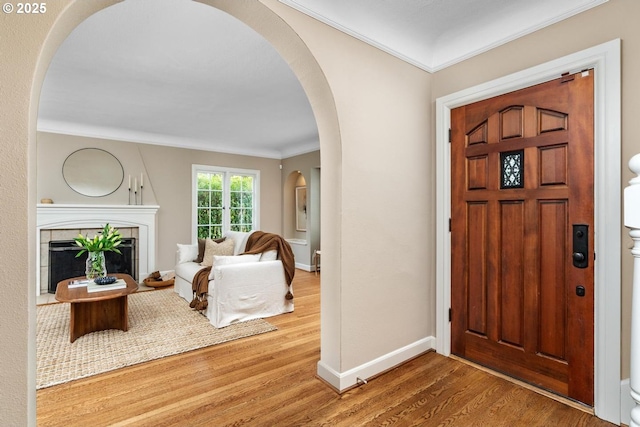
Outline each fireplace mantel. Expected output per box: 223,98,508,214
36,204,159,296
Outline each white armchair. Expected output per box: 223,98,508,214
174,231,294,328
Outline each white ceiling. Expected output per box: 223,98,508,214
280,0,608,72
37,0,607,159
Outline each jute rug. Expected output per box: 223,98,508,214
36,288,277,389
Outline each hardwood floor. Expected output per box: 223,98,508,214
37,271,616,426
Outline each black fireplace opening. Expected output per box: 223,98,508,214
48,238,137,293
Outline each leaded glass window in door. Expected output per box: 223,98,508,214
500,150,524,189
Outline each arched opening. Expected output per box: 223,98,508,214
24,0,342,418
283,169,320,271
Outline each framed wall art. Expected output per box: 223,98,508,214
295,186,307,231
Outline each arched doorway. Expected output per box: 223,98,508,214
283,167,320,272
17,0,343,421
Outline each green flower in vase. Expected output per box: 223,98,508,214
74,224,122,279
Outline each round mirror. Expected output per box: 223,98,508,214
62,148,124,197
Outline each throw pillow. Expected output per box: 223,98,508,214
194,237,225,263
213,254,261,266
260,250,278,261
201,238,235,266
177,244,198,264
224,230,255,255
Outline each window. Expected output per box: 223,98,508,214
192,165,259,240
500,149,524,189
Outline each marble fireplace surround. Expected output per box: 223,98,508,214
36,204,159,296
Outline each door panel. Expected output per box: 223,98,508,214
451,71,594,405
499,200,524,347
539,200,567,360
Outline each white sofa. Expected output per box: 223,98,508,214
174,230,294,328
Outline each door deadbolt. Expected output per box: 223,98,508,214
572,225,589,268
576,285,586,297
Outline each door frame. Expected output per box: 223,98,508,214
435,39,621,424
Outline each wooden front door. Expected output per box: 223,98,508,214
450,71,594,405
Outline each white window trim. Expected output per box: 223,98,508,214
191,164,260,243
435,40,621,424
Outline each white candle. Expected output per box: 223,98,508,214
128,175,131,190
134,177,137,192
141,173,144,187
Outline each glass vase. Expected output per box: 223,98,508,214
85,251,107,280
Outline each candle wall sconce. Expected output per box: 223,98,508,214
128,173,145,205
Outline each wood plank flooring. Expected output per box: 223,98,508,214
37,271,616,426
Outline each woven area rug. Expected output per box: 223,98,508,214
36,288,277,389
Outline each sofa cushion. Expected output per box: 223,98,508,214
260,250,278,261
194,239,206,263
175,262,206,283
201,238,235,266
194,237,226,263
224,230,255,255
213,254,261,266
209,254,260,279
176,244,198,264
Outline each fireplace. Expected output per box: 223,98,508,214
48,238,137,293
36,204,159,296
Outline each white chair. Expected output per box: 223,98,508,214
174,231,293,327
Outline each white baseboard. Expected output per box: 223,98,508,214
621,378,632,426
295,262,314,272
316,336,436,392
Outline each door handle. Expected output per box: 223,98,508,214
572,224,588,268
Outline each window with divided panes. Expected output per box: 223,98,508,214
193,165,259,239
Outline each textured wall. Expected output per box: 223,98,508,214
0,1,122,424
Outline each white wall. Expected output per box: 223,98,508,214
261,0,434,380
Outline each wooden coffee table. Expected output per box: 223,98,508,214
55,273,139,343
